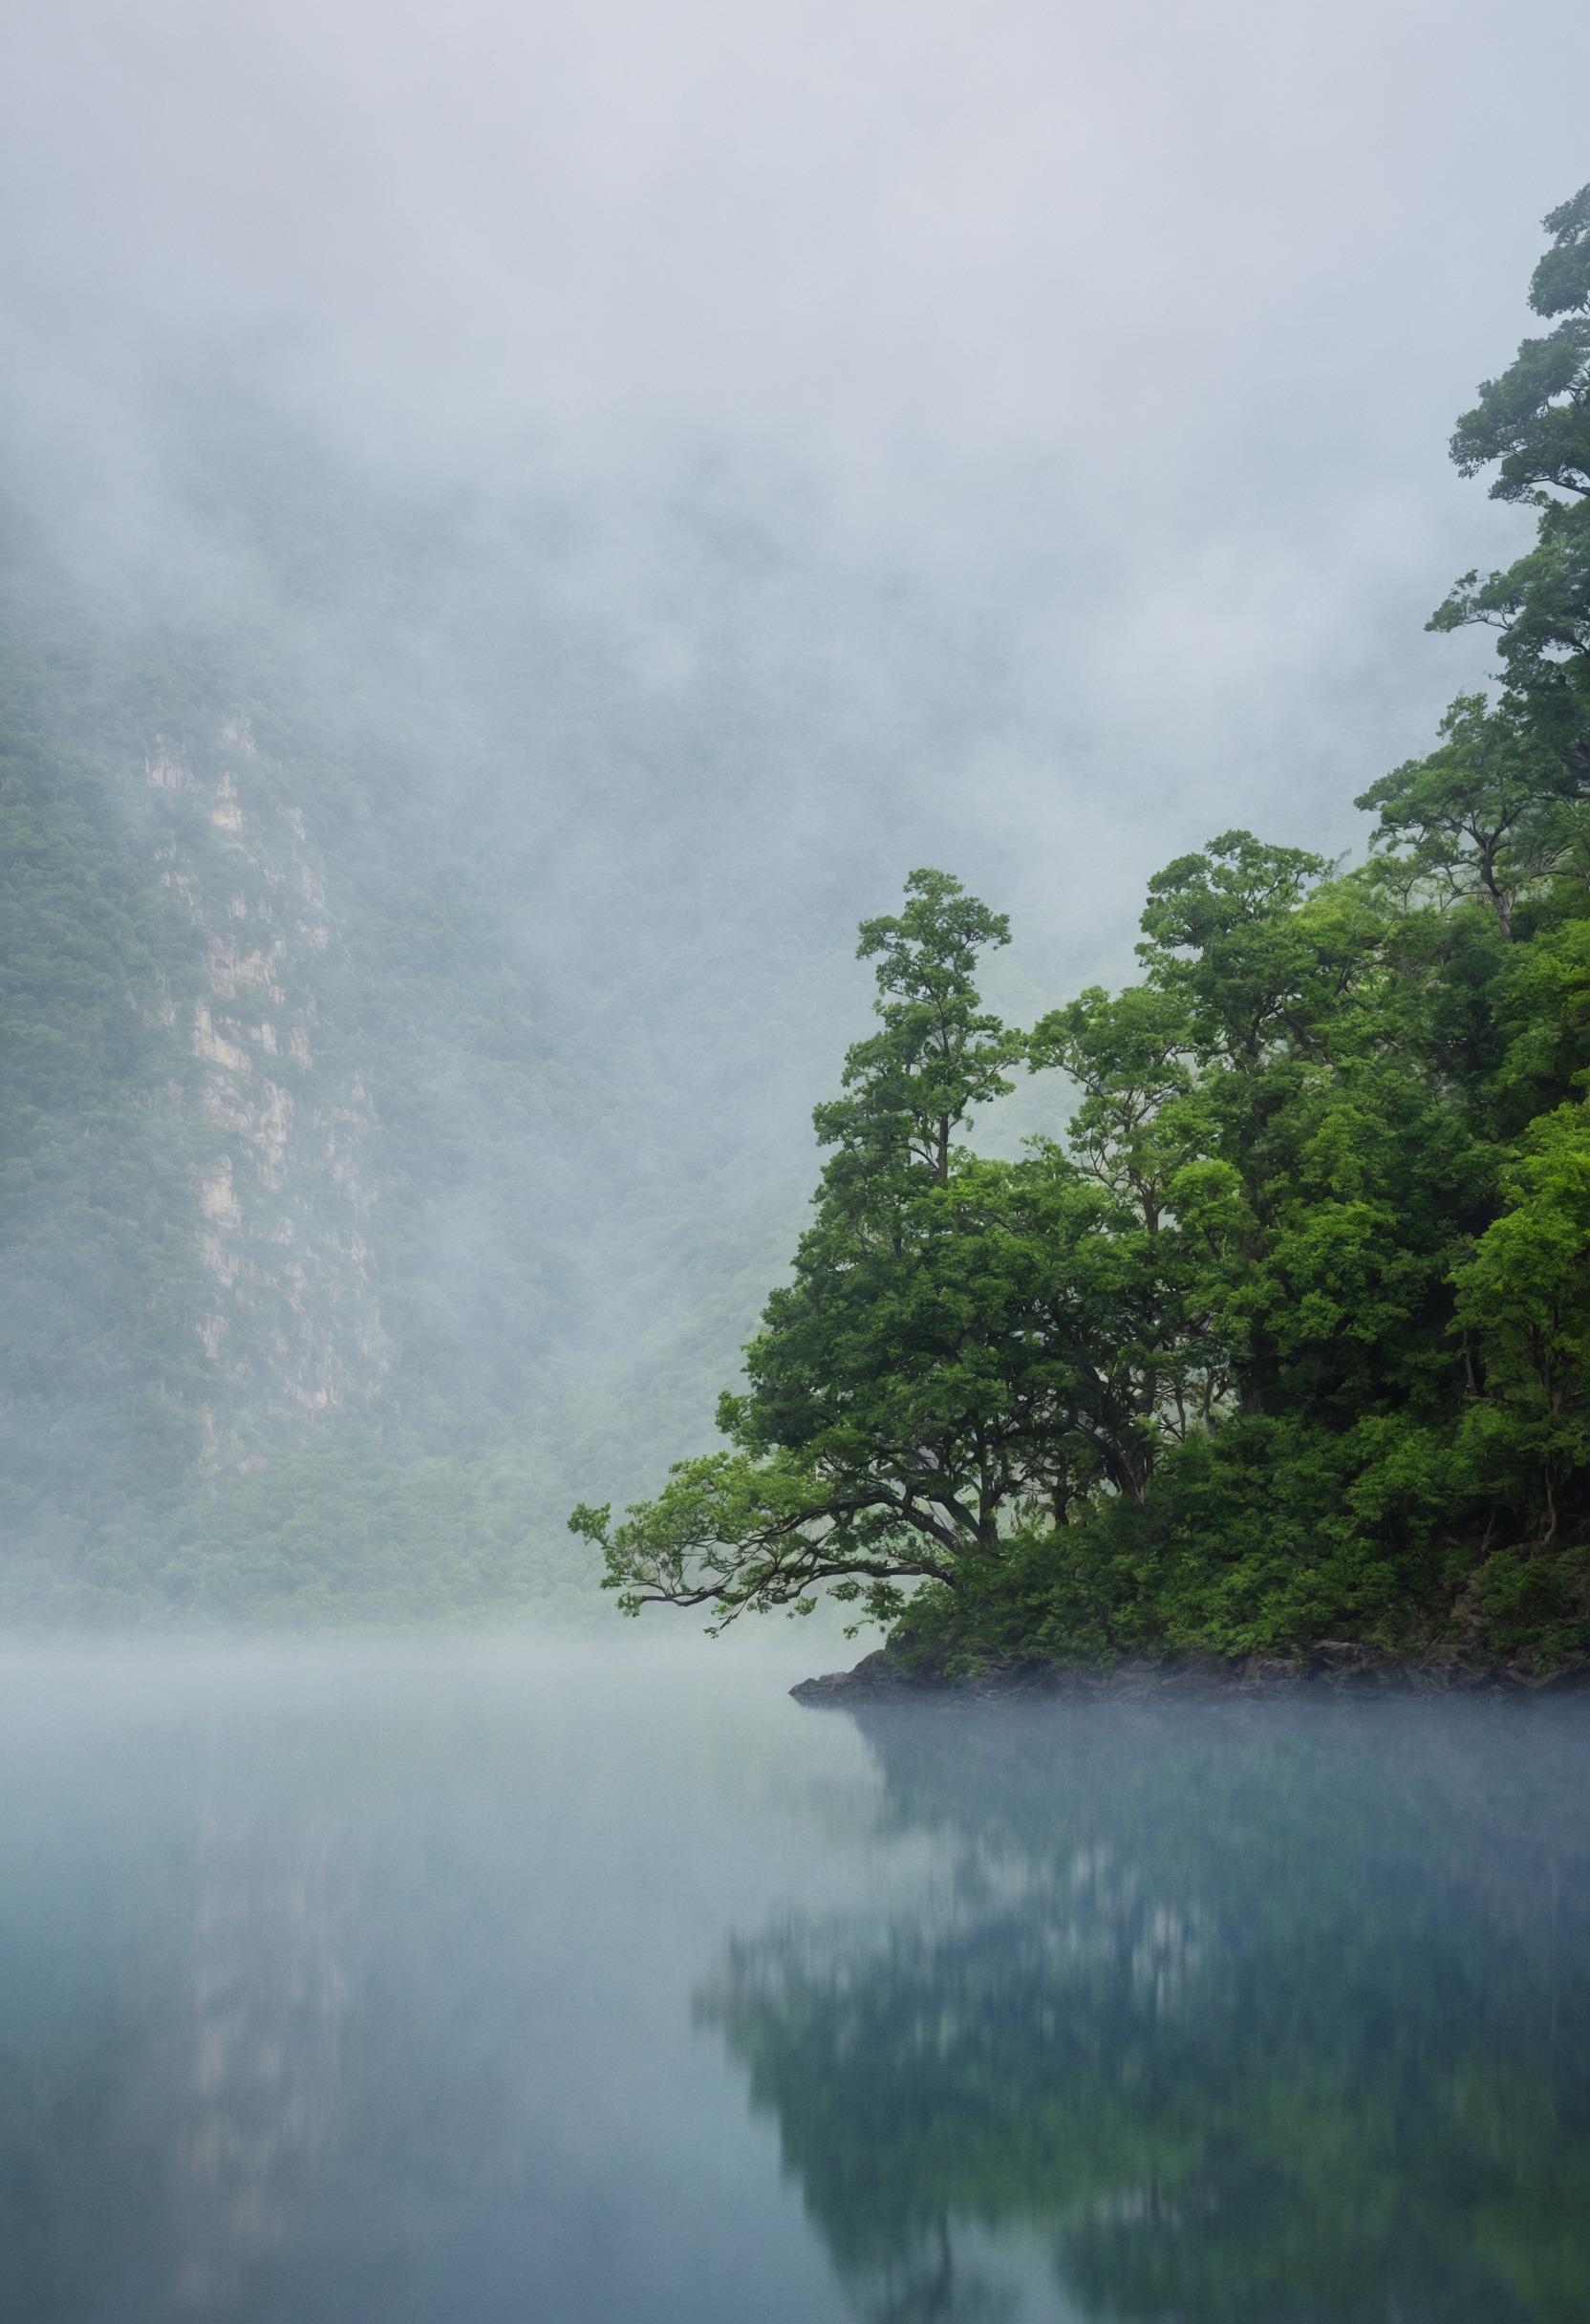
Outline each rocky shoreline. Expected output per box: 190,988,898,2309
790,1639,1590,1707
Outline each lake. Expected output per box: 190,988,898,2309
0,1637,1585,2322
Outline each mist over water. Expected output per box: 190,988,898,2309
1,1644,1587,2321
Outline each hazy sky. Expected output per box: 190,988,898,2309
3,0,1589,1002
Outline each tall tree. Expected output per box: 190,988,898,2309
811,868,1025,1194
1430,184,1590,779
1355,692,1570,936
571,190,1590,1674
571,873,1151,1629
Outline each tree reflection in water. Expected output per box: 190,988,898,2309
699,1698,1590,2324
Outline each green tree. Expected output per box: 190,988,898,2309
1029,982,1191,1236
572,874,1167,1630
1356,693,1573,936
1430,184,1590,779
574,189,1590,1674
1453,1103,1590,1545
810,868,1026,1192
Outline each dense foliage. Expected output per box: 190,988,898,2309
577,187,1590,1669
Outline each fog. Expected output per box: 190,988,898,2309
2,0,1590,1614
9,0,1586,902
1,1637,1586,2317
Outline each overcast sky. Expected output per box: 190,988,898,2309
3,0,1589,1005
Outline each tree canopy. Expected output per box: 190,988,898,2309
574,187,1590,1672
1432,183,1590,783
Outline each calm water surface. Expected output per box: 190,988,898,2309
0,1638,1586,2323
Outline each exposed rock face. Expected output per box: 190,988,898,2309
791,1640,1590,1706
147,720,387,1472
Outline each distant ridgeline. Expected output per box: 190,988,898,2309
0,453,806,1625
578,186,1590,1673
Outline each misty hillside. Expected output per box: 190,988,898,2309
0,402,1541,1626
0,453,887,1622
5,0,1586,1631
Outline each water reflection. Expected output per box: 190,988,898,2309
0,1651,1585,2321
703,1700,1590,2324
0,1642,874,2324
178,1812,350,2312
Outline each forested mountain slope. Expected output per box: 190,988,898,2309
0,463,842,1622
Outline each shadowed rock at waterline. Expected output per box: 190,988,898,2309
790,1638,1590,1705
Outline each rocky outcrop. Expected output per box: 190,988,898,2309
791,1639,1590,1707
147,719,387,1471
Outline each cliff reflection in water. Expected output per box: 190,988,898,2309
2,1653,1587,2321
701,1699,1590,2324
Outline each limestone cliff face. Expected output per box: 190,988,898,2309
146,720,387,1472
